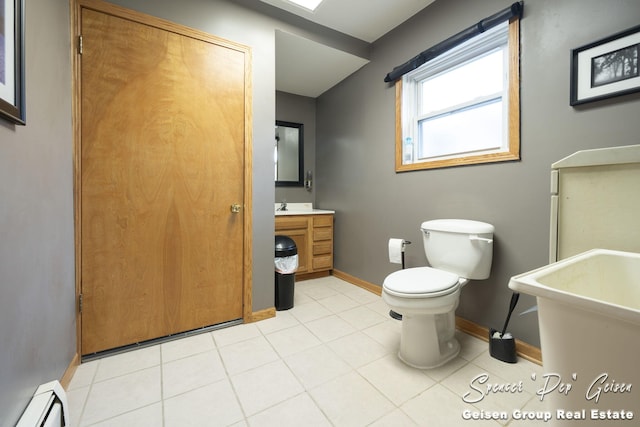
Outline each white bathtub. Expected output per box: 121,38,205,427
509,249,640,425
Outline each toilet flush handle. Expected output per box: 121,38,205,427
469,235,493,244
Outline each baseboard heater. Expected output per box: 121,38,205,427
16,380,69,427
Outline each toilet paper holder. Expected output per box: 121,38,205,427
388,239,411,321
399,240,411,268
388,238,411,267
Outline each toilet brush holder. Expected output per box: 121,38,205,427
489,292,520,363
489,328,517,363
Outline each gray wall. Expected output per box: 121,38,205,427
276,91,317,204
316,0,640,347
0,0,75,423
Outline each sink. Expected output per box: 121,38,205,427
508,248,640,422
509,248,640,324
275,202,313,213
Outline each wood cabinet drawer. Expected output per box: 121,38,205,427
313,241,332,256
313,215,333,227
312,255,332,270
275,216,308,231
313,227,333,241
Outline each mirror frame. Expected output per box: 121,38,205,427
275,120,304,187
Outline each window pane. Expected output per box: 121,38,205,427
420,49,504,115
418,99,502,159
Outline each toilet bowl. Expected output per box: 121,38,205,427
382,219,494,369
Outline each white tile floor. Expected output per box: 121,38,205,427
67,276,547,427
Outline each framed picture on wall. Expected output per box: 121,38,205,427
570,24,640,106
0,0,26,125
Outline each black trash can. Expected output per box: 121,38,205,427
274,235,298,311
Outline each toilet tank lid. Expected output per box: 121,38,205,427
421,219,494,234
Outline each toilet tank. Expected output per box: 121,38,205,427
421,219,494,280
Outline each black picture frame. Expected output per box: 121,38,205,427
570,24,640,106
0,0,26,125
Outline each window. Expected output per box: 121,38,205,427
396,19,520,171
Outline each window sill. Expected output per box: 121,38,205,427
395,150,520,172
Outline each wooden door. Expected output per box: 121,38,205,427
78,2,251,355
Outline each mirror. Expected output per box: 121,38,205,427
275,120,304,186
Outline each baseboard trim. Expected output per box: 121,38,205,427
332,269,542,365
333,269,382,295
61,352,80,389
249,307,276,323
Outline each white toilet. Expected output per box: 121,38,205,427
382,219,494,369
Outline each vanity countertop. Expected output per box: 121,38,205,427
275,209,334,216
275,203,334,216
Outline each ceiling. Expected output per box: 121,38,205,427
261,0,437,97
261,0,436,43
275,31,370,98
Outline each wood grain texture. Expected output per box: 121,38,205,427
78,2,251,354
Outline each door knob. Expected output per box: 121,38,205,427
230,204,241,213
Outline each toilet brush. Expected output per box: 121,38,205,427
489,292,520,363
499,292,520,337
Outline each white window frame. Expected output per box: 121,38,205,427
396,19,520,171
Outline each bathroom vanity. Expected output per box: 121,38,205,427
275,205,334,280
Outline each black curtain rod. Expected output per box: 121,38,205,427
383,1,523,83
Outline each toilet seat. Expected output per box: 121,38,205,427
383,267,460,298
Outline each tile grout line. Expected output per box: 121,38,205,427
77,359,100,426
70,276,538,426
253,325,333,425
159,340,165,427
256,282,373,425
216,329,253,424
297,281,401,425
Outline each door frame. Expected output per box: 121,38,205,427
70,0,253,358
